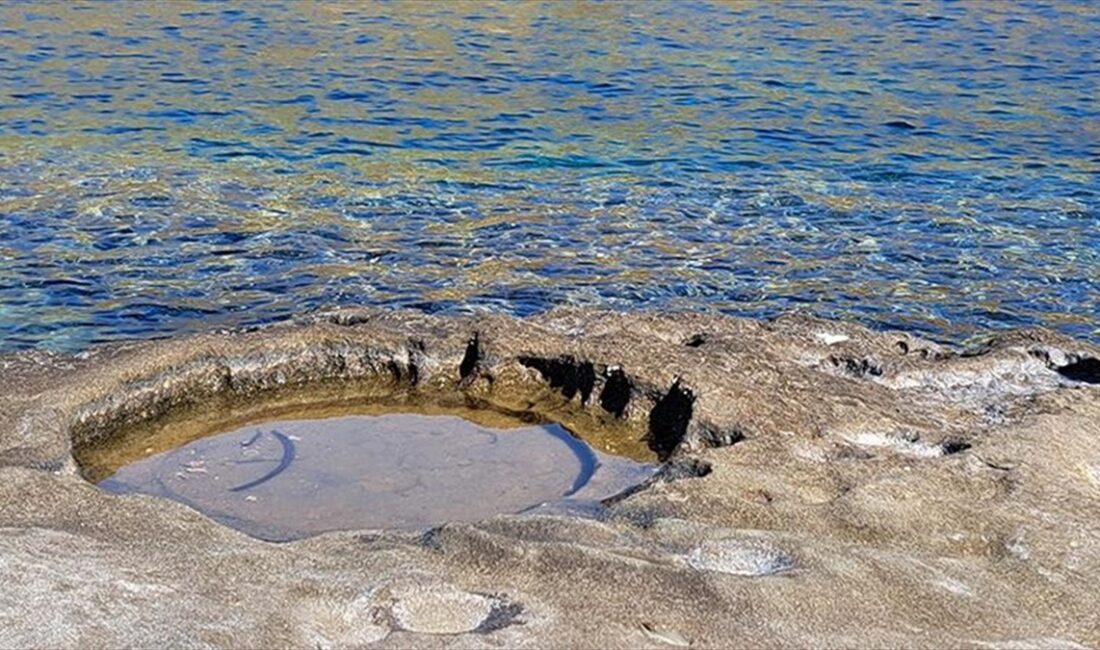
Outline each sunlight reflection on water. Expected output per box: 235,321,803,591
0,1,1097,350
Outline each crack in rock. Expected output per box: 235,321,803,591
647,379,695,460
683,333,708,348
599,366,632,418
829,355,884,378
472,597,525,634
459,333,481,381
518,355,596,403
1056,357,1100,384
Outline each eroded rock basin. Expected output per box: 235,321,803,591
95,412,656,541
2,308,1100,648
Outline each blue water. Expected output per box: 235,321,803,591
0,1,1097,352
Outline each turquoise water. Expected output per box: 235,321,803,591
1,1,1097,351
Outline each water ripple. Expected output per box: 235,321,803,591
0,1,1097,351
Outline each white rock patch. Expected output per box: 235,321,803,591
840,431,945,458
687,539,793,576
815,332,850,346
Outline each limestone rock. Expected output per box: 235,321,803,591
0,308,1098,648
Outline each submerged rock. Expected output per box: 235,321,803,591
0,308,1098,648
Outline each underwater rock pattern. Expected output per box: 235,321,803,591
0,308,1099,648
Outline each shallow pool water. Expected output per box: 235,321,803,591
0,1,1097,351
98,413,655,540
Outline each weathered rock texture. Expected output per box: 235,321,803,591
1,308,1099,648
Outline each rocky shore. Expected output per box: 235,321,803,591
1,308,1098,648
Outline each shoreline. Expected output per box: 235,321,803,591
1,308,1098,646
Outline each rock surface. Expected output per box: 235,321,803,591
1,308,1098,648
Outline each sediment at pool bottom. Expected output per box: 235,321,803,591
95,410,658,541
